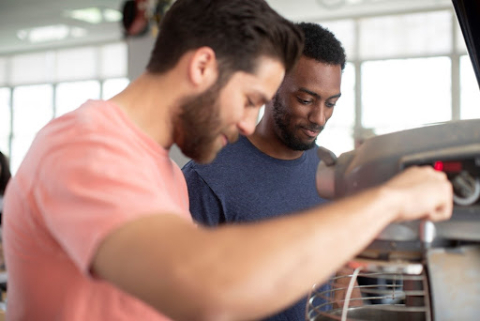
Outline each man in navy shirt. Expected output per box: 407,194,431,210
183,22,346,320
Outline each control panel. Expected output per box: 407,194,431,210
432,158,480,206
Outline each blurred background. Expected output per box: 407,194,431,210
0,0,479,172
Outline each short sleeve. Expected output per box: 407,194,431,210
34,135,182,275
182,163,225,226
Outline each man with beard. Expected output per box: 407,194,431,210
3,1,452,321
182,22,346,320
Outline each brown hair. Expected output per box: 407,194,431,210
146,0,304,82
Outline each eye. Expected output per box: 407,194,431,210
297,97,312,105
246,97,255,108
326,102,336,108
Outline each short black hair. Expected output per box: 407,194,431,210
146,0,304,80
297,22,346,71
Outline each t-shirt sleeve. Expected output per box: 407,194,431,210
182,163,225,227
33,136,182,275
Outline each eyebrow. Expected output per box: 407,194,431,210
298,87,342,100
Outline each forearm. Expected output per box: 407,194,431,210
93,185,396,321
94,166,452,321
200,186,396,319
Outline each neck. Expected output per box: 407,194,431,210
248,116,305,160
109,72,185,150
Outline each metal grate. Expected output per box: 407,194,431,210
306,268,431,321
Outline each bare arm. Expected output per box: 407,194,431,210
92,166,452,321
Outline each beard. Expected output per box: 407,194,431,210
272,93,323,151
175,80,231,164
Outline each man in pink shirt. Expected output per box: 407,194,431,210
3,0,452,320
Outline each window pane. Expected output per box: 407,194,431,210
10,52,55,85
0,87,10,156
359,11,452,59
10,135,36,174
102,78,129,100
56,80,101,117
460,55,480,119
455,17,468,54
362,57,451,134
318,63,355,155
13,84,53,136
11,84,53,173
0,88,11,138
0,58,8,87
56,47,97,81
100,43,128,79
317,20,356,60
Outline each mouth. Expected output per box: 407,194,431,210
301,127,320,139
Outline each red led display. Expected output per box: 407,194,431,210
433,161,462,173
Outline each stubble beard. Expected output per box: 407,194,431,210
176,83,224,164
272,94,322,151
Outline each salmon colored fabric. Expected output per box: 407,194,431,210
3,100,191,321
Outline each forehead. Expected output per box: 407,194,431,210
283,56,342,94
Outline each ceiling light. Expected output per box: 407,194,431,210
70,27,88,38
16,30,28,40
65,7,103,24
17,25,70,43
103,9,122,22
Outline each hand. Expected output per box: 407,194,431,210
383,166,453,222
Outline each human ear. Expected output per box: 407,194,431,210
188,47,218,89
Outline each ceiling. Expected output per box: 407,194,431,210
0,0,453,55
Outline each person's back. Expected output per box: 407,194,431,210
3,100,189,321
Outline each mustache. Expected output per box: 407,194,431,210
303,124,324,132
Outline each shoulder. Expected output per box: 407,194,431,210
182,138,250,178
304,146,321,164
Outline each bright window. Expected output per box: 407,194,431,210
460,55,480,119
0,88,11,156
362,57,451,135
102,78,129,99
56,80,101,117
319,62,355,156
11,84,54,172
359,11,452,60
10,51,56,86
55,47,98,82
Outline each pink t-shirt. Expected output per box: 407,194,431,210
3,100,191,321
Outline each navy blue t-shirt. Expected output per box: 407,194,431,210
182,135,330,321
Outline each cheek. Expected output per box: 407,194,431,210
326,108,335,120
286,97,305,117
218,91,243,124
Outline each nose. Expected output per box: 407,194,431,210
237,107,260,136
309,105,326,127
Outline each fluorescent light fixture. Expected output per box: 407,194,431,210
16,30,28,40
16,25,88,43
17,25,70,43
70,27,88,38
103,9,122,22
65,7,103,24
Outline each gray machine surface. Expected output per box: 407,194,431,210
309,1,480,319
